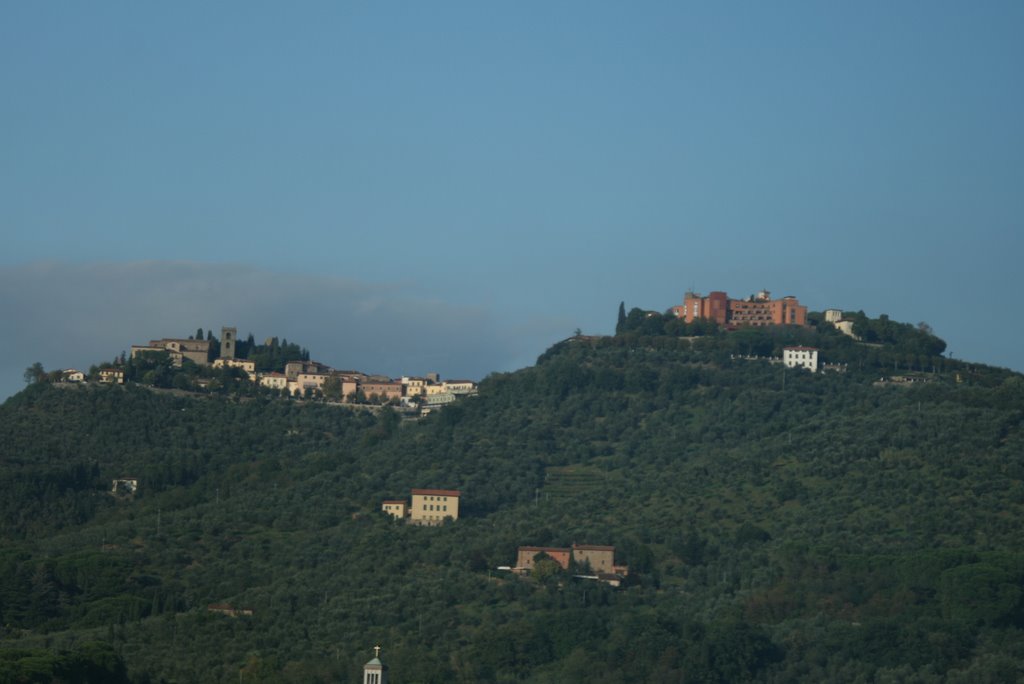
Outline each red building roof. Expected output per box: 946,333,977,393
411,488,461,497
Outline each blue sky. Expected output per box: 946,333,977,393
2,2,1022,398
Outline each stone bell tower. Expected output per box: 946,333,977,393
220,326,236,360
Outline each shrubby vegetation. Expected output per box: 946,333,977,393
2,319,1023,682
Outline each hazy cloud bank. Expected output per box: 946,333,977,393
0,261,565,400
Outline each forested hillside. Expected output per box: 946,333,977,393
2,327,1024,682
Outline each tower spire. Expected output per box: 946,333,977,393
363,645,387,684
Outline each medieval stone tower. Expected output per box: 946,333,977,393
220,326,236,360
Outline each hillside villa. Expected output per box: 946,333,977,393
382,489,461,526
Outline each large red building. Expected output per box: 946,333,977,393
672,289,808,327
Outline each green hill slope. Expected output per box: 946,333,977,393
2,332,1024,682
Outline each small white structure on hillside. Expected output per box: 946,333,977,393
783,346,819,373
824,309,843,323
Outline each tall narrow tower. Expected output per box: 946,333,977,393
220,326,236,360
363,645,387,684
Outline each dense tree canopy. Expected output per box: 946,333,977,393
1,322,1022,682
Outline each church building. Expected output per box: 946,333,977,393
363,646,388,684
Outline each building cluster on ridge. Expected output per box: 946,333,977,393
672,289,809,327
57,325,478,412
671,288,859,338
670,288,861,374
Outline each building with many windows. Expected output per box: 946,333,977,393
673,289,808,328
409,489,460,525
382,489,461,525
783,346,819,372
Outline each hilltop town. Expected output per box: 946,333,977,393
30,325,477,415
613,287,950,380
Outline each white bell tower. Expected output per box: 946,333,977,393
363,645,387,684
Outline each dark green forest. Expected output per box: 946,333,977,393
2,317,1024,682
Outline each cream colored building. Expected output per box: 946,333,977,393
381,500,408,520
294,372,331,396
284,360,331,381
259,372,288,390
401,377,427,397
443,380,477,395
409,489,460,525
61,369,85,383
342,376,360,399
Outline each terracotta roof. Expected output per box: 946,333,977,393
411,488,461,497
382,500,406,505
519,546,570,554
572,544,615,551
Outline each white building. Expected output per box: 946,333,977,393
60,369,85,383
783,346,819,373
213,358,257,380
